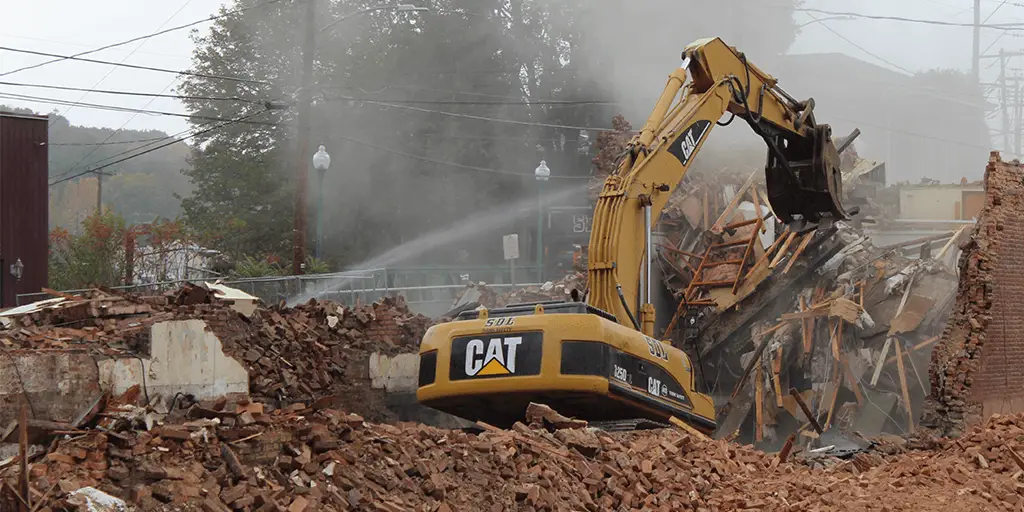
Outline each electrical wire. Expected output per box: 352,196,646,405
0,91,278,125
802,13,915,75
0,46,273,86
339,98,614,131
323,95,616,106
0,0,291,78
790,6,1024,31
0,80,263,104
50,0,197,127
49,110,273,186
49,136,173,146
331,132,592,180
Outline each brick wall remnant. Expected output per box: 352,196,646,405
925,152,1024,436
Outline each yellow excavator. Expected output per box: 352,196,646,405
417,38,850,433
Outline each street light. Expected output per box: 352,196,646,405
535,160,550,283
321,4,430,32
312,145,331,261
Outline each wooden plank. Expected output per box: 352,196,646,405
781,232,815,275
871,337,893,386
752,228,789,270
894,340,915,433
732,219,762,294
790,387,823,434
19,404,29,512
801,296,812,355
825,359,841,431
755,364,764,442
830,318,840,360
712,170,758,233
773,346,784,407
749,188,763,231
668,416,711,442
780,309,830,321
722,217,760,231
655,244,704,260
777,433,797,463
1008,447,1024,472
842,356,865,406
769,232,798,269
884,336,940,365
935,225,968,263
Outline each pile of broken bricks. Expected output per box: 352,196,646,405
0,285,435,413
8,394,1024,511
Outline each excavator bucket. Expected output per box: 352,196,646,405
764,124,850,223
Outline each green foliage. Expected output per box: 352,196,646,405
48,210,128,290
231,255,285,278
178,0,802,266
304,256,331,274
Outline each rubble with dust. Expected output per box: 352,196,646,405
6,393,1024,511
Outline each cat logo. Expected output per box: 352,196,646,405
464,336,522,377
668,120,712,167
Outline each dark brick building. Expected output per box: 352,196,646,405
0,112,49,307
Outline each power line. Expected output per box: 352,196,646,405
790,6,1024,30
0,80,261,103
49,136,175,146
802,13,914,75
51,0,197,127
0,92,279,125
984,1,1010,23
334,132,592,180
0,0,290,78
0,46,272,86
323,95,616,106
49,110,272,187
343,99,614,131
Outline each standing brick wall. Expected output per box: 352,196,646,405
924,152,1024,436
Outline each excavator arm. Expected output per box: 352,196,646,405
587,37,849,335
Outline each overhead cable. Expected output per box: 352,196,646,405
0,0,290,78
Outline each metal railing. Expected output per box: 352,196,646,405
16,267,546,317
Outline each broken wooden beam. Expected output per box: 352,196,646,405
781,233,815,275
894,340,915,433
790,387,823,435
769,232,798,269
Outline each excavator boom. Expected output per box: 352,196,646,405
418,38,849,432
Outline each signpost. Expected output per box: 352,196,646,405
503,234,520,288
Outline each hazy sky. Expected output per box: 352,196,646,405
1,0,1021,135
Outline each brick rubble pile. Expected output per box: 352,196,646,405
9,395,1024,511
0,285,434,415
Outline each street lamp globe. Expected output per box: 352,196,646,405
313,145,331,172
535,160,551,182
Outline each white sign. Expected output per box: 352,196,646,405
503,234,520,260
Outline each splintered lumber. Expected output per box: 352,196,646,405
753,228,789,270
894,340,915,433
773,346,784,408
769,232,798,269
790,387,824,435
829,318,840,360
871,338,893,387
781,232,815,275
800,296,811,355
711,170,757,233
778,433,797,463
755,364,764,442
825,360,841,431
884,336,940,366
733,218,763,294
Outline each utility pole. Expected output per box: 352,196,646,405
95,171,103,213
973,0,981,82
1000,50,1010,152
292,0,316,275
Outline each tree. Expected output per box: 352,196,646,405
178,0,803,268
49,210,128,290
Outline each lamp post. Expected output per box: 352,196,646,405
292,3,429,275
312,145,331,260
535,160,550,283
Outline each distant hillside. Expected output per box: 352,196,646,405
1,105,193,228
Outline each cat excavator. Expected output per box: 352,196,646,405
416,37,851,433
